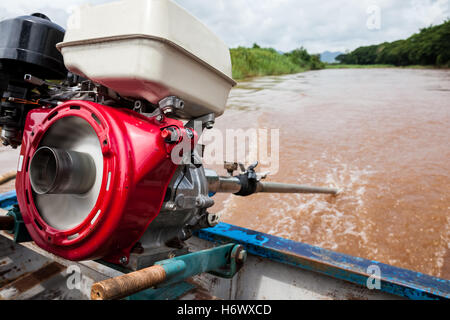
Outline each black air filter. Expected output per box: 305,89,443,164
0,13,67,80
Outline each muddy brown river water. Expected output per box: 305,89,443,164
207,68,450,279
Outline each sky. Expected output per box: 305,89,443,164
0,0,449,54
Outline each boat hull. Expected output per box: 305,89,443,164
0,191,448,300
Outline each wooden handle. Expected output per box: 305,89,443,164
0,171,16,185
0,215,14,231
91,265,166,300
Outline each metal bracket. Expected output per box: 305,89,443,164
159,96,185,116
224,161,269,181
209,244,247,279
90,243,247,300
185,113,215,131
126,244,247,300
155,243,246,287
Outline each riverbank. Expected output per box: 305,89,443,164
231,45,324,80
231,56,446,82
326,64,394,69
325,64,445,70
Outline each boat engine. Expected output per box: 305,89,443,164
0,0,339,269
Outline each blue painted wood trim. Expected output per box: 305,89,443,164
195,223,450,300
0,190,17,211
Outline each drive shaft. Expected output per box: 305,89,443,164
206,169,340,196
256,182,340,195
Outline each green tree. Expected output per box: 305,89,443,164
338,20,450,67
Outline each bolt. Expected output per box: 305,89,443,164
185,128,194,139
119,256,128,265
156,115,164,122
207,213,219,227
164,202,177,211
237,250,247,264
205,121,214,130
134,100,142,111
163,107,173,115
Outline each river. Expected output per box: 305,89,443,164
207,68,450,279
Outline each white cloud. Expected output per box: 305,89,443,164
174,0,449,53
1,0,449,53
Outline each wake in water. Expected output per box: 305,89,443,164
220,156,376,253
214,69,450,278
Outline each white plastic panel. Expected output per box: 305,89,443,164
58,0,236,118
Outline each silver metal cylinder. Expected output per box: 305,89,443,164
255,182,340,195
205,169,241,194
30,146,96,195
206,169,340,196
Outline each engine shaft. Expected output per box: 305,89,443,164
206,169,340,196
256,182,340,195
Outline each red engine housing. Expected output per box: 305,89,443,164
15,101,185,264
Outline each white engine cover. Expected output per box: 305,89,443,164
57,0,236,118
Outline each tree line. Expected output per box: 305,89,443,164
336,20,450,67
